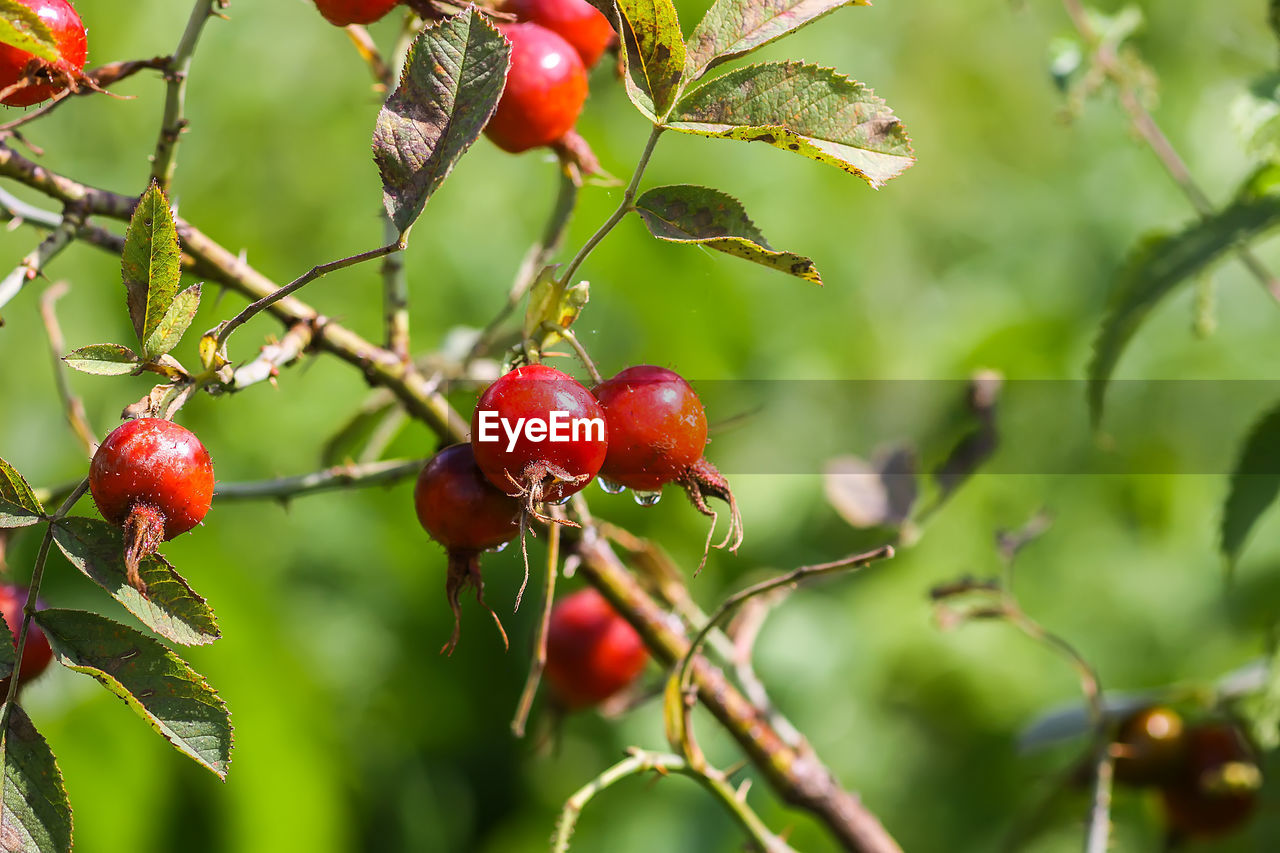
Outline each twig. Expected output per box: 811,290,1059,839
38,282,96,456
1059,0,1280,301
543,323,601,385
213,457,425,502
220,321,314,392
151,0,227,191
551,748,797,853
511,520,560,737
0,58,170,135
0,204,82,316
1084,743,1115,853
345,25,394,90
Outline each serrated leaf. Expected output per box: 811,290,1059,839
142,283,201,362
374,9,511,235
1088,166,1280,426
668,61,914,188
685,0,867,82
0,703,71,853
61,343,140,377
616,0,685,118
1221,401,1280,568
51,518,219,647
635,184,822,283
0,458,43,529
0,0,61,65
0,606,14,681
121,183,182,352
35,609,231,779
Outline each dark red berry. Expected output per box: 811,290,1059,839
545,588,647,709
485,23,588,154
1113,706,1185,787
471,363,607,507
0,0,87,108
0,584,52,691
415,443,521,654
593,366,742,566
1159,722,1260,840
312,0,399,26
89,418,214,593
504,0,613,69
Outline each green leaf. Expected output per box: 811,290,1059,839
0,704,72,853
121,183,182,352
616,0,685,118
35,609,232,779
51,518,220,647
1221,401,1280,568
668,61,915,188
635,184,821,283
0,0,61,65
142,283,201,361
373,9,511,235
0,457,43,529
62,343,141,377
0,605,14,681
685,0,867,82
1087,166,1280,425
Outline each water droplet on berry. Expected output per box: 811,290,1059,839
633,490,662,507
487,541,510,554
598,477,626,495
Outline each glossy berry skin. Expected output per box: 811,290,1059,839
312,0,399,26
485,23,588,154
1159,722,1259,840
89,418,214,541
414,444,520,551
1113,706,1185,787
0,0,87,108
471,364,607,504
545,589,647,709
505,0,613,69
594,366,708,492
0,584,52,688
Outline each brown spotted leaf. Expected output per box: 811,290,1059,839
685,0,868,81
617,0,685,118
668,61,914,188
0,457,43,529
35,609,232,779
635,184,821,283
0,703,71,853
121,183,182,352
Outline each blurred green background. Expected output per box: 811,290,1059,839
3,0,1280,850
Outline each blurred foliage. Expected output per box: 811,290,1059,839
3,0,1280,850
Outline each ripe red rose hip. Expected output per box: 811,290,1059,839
312,0,399,26
593,366,742,566
485,23,588,154
471,363,607,507
1112,706,1185,787
544,588,647,709
0,0,87,108
0,584,52,692
415,443,521,654
504,0,614,69
1159,721,1260,840
89,418,214,593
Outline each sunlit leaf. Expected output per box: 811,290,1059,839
36,609,232,779
0,458,43,529
616,0,685,118
685,0,867,81
668,61,914,187
373,9,511,235
62,343,140,377
0,703,71,853
0,0,60,65
142,283,202,361
121,183,182,353
635,184,821,283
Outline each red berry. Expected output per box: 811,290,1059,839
485,23,588,154
593,366,742,565
1112,706,1185,787
1159,722,1259,840
545,588,647,709
89,418,214,592
470,364,607,506
312,0,399,26
0,584,52,689
505,0,613,69
594,365,707,492
0,0,87,108
415,443,521,654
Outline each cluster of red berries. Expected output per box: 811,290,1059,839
310,0,610,155
0,0,88,108
1111,706,1261,841
415,363,737,673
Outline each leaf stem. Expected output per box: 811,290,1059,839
557,125,663,287
151,0,226,192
